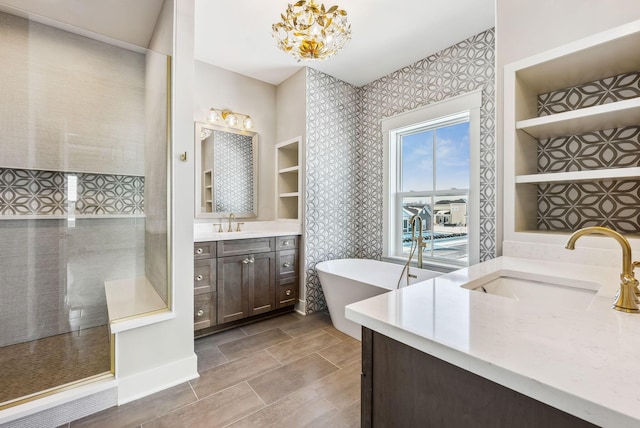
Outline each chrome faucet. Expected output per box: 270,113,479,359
227,213,235,232
409,214,426,269
565,226,640,313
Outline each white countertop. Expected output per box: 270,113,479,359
194,221,301,242
345,256,640,427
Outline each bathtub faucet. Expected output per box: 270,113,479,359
409,214,425,269
565,226,640,313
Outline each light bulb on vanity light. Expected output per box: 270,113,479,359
224,112,237,127
207,108,220,123
242,116,254,130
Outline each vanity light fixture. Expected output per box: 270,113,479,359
272,0,351,62
206,108,254,130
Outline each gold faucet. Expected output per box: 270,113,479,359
565,226,639,313
227,213,235,232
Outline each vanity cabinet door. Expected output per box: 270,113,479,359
217,255,250,324
194,293,216,331
249,252,276,316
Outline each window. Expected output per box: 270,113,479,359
383,91,481,268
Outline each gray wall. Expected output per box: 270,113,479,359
304,29,496,313
0,12,152,345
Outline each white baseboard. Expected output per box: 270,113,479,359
295,298,306,315
116,353,199,405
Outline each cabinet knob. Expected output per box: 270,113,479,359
249,257,255,264
196,309,204,317
282,240,291,246
196,248,203,255
283,262,291,268
195,274,203,281
242,259,249,264
285,289,292,296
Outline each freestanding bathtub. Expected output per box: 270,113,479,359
316,258,442,340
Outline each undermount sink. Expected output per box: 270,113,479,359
461,270,600,307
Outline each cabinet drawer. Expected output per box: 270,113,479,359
194,259,215,295
276,277,298,308
276,235,299,250
276,249,298,278
194,292,216,331
217,237,275,257
194,242,216,259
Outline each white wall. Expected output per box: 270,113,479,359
496,0,640,255
115,0,198,404
276,68,306,143
194,62,277,221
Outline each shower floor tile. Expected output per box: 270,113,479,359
0,325,110,404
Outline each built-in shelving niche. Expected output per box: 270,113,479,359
506,22,640,237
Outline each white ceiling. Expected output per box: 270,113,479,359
0,0,165,48
1,1,495,88
195,0,495,87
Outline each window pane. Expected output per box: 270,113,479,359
435,122,469,191
400,195,468,264
401,130,433,192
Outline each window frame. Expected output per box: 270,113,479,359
382,90,482,268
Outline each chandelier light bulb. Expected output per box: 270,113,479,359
272,0,352,62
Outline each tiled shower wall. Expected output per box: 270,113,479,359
536,72,640,232
304,29,496,313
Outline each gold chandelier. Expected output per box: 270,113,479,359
272,0,352,61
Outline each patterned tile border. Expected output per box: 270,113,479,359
0,168,144,216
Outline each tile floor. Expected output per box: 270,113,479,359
0,325,110,404
67,311,361,428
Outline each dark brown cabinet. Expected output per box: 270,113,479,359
217,251,275,324
361,328,597,428
194,235,299,335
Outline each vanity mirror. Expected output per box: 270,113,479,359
194,121,258,218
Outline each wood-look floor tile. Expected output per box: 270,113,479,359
300,361,361,411
225,384,338,428
194,328,247,353
266,330,340,365
191,350,281,399
70,382,197,428
239,313,300,336
318,337,361,368
248,353,339,404
218,328,292,361
307,399,361,428
322,325,353,341
142,383,264,428
196,345,228,372
279,311,333,338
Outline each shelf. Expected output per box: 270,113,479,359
516,167,640,184
279,166,299,174
516,98,640,139
279,192,299,198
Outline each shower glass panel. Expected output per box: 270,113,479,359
0,10,170,406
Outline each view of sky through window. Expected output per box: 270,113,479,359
401,121,470,192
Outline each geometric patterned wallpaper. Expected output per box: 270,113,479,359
538,180,640,232
304,28,496,313
358,28,497,263
538,72,640,116
0,168,144,215
211,130,254,213
536,72,640,233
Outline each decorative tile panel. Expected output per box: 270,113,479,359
538,180,640,232
0,168,144,216
538,72,640,116
304,29,497,314
538,127,640,173
212,131,254,213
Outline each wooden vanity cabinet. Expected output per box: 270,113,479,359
194,235,299,335
193,243,217,330
361,328,597,428
217,251,276,324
